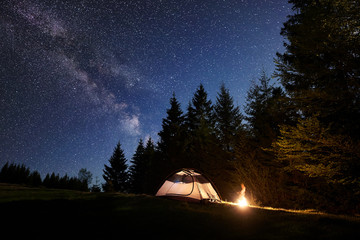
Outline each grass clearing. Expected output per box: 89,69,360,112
1,183,359,239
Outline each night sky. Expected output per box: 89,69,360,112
1,0,292,182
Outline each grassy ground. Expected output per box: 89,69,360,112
1,183,359,239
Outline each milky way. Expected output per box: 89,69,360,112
0,0,292,181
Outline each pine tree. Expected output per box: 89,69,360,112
275,0,360,139
0,162,9,183
186,84,214,133
102,142,129,192
28,170,42,186
158,93,186,169
184,84,222,177
48,173,60,188
128,139,146,193
43,173,51,187
142,137,158,194
214,83,243,152
245,72,293,148
245,72,274,143
59,174,70,189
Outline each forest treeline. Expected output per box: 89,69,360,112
0,162,95,191
102,0,360,214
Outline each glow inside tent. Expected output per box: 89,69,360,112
155,169,221,203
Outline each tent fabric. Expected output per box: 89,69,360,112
155,169,221,203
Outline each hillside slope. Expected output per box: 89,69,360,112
1,183,359,239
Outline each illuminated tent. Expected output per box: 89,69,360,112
155,169,221,203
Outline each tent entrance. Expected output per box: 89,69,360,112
165,170,195,196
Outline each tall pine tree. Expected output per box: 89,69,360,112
275,0,360,139
102,142,129,192
142,137,158,194
158,93,186,170
214,83,243,152
245,71,293,148
212,84,245,200
273,1,360,212
185,84,222,181
186,84,214,134
128,139,147,194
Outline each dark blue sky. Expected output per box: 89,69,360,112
0,0,292,182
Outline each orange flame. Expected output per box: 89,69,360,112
237,197,248,207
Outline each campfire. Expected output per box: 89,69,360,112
237,196,249,207
236,183,248,207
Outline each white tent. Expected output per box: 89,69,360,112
155,169,221,203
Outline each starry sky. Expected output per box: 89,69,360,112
0,0,292,182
